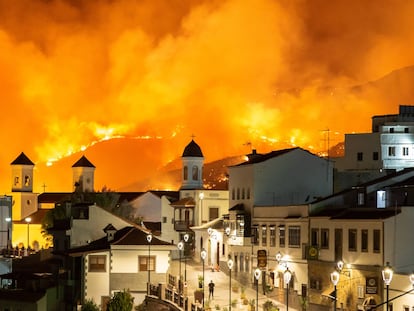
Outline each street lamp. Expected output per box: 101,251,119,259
25,217,31,250
382,262,393,311
276,251,282,263
331,270,340,311
284,267,292,311
146,233,152,291
201,249,207,309
228,258,234,311
409,272,414,288
178,240,184,293
254,268,262,311
184,233,189,282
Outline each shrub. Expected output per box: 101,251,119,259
81,299,99,311
107,289,134,311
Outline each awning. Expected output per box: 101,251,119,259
322,287,336,300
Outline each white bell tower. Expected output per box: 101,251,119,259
181,140,204,190
72,155,95,192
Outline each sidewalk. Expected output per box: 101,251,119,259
182,260,298,311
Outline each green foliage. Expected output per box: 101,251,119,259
263,300,279,311
81,299,100,311
107,289,134,311
41,201,69,242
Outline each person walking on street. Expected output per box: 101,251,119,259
208,280,215,299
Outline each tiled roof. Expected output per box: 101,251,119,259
14,209,50,224
10,152,34,165
72,155,95,168
38,192,71,203
170,197,195,207
67,226,172,255
233,147,300,166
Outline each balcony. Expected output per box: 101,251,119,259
174,220,194,231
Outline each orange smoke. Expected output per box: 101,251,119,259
0,0,414,192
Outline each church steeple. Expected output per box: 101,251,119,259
72,155,95,192
11,152,34,193
181,140,204,190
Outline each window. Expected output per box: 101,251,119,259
269,226,276,247
89,255,106,272
209,207,219,221
192,166,198,180
357,152,363,161
242,188,245,199
377,190,386,208
373,152,379,160
14,176,19,185
162,217,167,223
361,229,368,252
390,128,394,133
232,188,235,200
24,175,30,186
279,225,285,247
405,127,409,133
373,229,381,253
139,256,155,272
247,188,250,199
311,228,319,246
321,229,329,249
403,147,409,156
236,214,245,236
183,166,188,180
251,226,259,245
261,225,267,246
388,146,396,156
358,192,365,205
237,188,240,200
348,229,357,251
288,226,301,247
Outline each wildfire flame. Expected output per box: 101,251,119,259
0,0,414,191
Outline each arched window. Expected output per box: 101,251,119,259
192,166,198,180
247,188,250,199
183,166,188,180
237,188,240,200
232,188,235,200
242,188,245,199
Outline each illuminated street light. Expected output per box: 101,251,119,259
382,262,393,311
178,240,184,293
337,260,344,271
409,272,414,287
284,267,292,311
228,258,234,311
200,248,207,310
276,251,282,263
330,270,340,311
146,233,152,291
254,268,262,311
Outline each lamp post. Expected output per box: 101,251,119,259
228,258,234,311
201,248,207,309
184,233,189,282
276,251,282,263
25,217,31,250
331,270,340,311
284,267,292,311
178,240,184,293
382,262,393,311
254,268,262,311
146,233,152,291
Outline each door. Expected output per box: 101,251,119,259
335,229,343,262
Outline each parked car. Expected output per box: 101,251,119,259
357,297,377,311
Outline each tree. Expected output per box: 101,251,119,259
107,289,134,311
81,299,100,311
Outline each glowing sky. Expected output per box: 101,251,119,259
1,0,414,192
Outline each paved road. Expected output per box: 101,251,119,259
182,260,298,311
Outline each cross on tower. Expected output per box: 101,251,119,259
42,183,47,193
